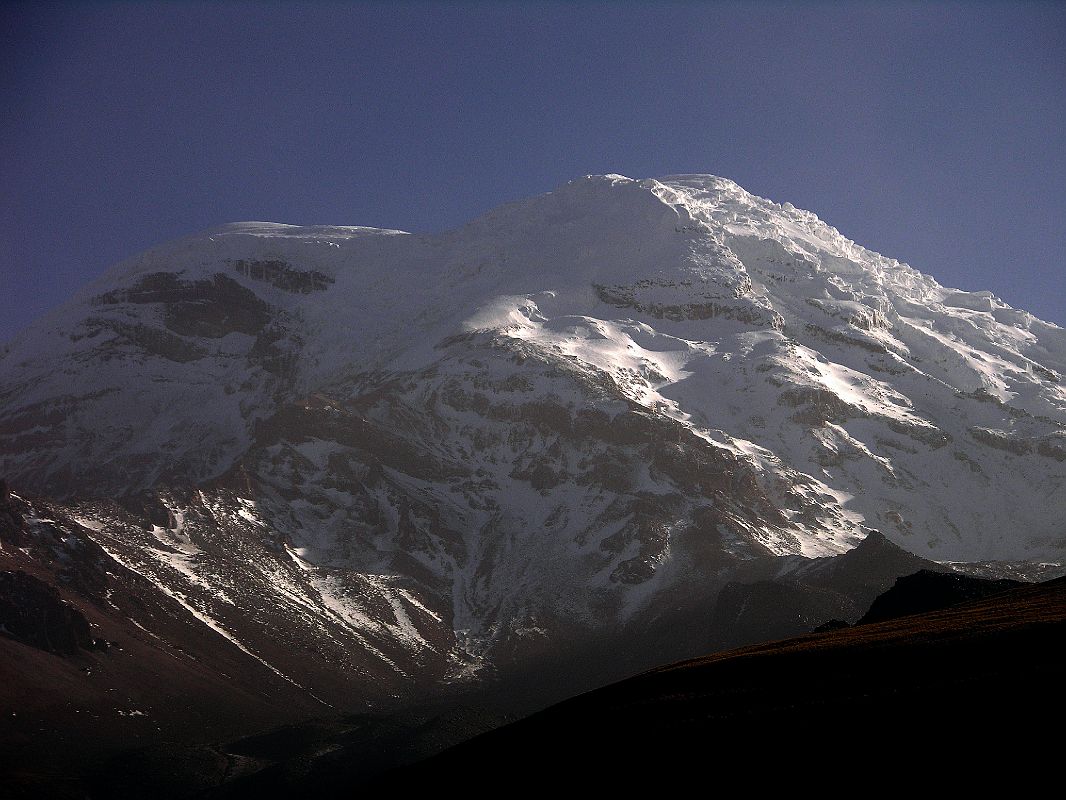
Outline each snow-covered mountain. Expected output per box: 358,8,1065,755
2,174,1064,704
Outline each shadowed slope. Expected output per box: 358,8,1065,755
386,576,1065,788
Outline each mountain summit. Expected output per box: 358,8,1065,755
1,175,1064,706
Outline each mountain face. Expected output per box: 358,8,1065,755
2,174,1064,713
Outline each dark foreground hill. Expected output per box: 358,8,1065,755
857,568,1024,624
6,568,1061,796
380,575,1066,789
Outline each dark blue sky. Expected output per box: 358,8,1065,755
3,1,1064,340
